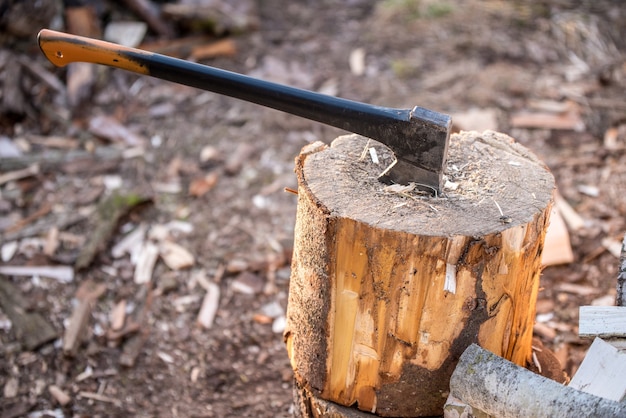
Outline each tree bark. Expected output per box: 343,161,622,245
285,131,555,416
450,344,626,418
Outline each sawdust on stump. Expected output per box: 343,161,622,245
285,131,555,417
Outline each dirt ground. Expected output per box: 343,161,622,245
1,0,625,417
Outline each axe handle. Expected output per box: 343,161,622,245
38,30,411,142
38,29,449,191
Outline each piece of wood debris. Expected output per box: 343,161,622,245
48,385,71,406
189,172,219,197
78,391,122,407
134,242,159,284
63,280,106,356
0,276,57,350
197,282,220,329
111,224,147,259
452,108,499,132
556,282,599,297
579,306,626,338
104,21,147,47
3,377,18,398
450,344,626,418
159,241,195,270
76,192,151,271
5,202,53,236
554,192,585,231
110,300,127,331
119,285,153,366
542,207,574,266
191,39,237,60
443,394,491,418
0,163,39,185
1,241,18,262
0,265,74,283
88,115,146,146
568,337,626,402
231,271,264,295
65,5,100,107
602,237,623,258
510,105,585,131
121,0,175,38
224,143,255,175
44,227,60,257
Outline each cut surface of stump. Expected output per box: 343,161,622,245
285,131,555,417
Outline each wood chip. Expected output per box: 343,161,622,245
159,241,195,270
134,242,159,284
191,39,238,60
78,391,121,407
48,385,71,406
0,265,74,283
63,280,106,356
3,377,18,398
110,300,127,331
88,115,146,146
189,172,219,197
556,282,599,296
197,282,220,329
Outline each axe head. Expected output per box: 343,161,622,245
379,106,452,194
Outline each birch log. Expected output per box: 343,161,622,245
450,344,626,417
285,131,555,416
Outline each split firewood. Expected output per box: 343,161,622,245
0,275,57,350
450,344,626,418
579,306,626,338
63,279,106,356
568,337,626,402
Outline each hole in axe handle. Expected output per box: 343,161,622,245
37,29,451,192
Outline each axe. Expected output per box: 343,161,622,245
37,29,451,193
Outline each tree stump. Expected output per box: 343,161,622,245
284,130,555,417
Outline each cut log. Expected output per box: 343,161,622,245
450,344,626,418
285,131,555,416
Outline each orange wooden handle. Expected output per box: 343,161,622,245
37,29,150,75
